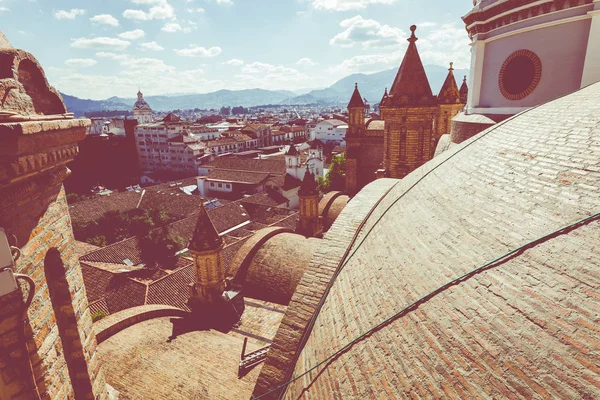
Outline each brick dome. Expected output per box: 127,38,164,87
256,82,600,399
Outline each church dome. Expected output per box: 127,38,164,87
133,90,152,112
256,82,600,399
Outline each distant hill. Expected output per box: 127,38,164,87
60,93,130,116
281,65,470,105
105,89,297,111
60,65,469,113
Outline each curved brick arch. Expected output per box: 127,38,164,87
230,227,293,286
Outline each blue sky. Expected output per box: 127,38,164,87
1,0,474,99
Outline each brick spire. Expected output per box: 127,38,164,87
347,82,365,108
189,205,222,252
459,75,469,104
299,168,318,196
438,62,461,104
388,25,434,104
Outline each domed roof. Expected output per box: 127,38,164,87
133,90,152,112
232,231,318,305
256,82,600,398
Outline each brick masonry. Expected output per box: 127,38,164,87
0,43,109,400
280,81,600,399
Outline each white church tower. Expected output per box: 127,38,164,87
133,89,153,124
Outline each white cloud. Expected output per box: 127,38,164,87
123,0,175,20
122,9,148,19
418,26,470,69
95,52,131,61
90,14,119,27
65,58,97,68
139,41,164,51
49,55,220,99
327,22,471,77
212,0,233,4
330,15,405,48
327,51,402,76
188,7,205,12
161,22,182,32
233,62,309,91
174,46,222,57
312,0,397,11
297,57,318,66
119,29,145,40
72,37,131,51
0,7,10,12
223,58,244,66
54,8,85,20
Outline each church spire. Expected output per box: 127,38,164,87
299,168,318,197
347,82,365,108
388,25,434,104
459,75,469,104
189,205,223,252
438,62,461,104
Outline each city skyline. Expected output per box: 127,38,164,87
1,0,473,99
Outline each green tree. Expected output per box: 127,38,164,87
140,227,185,269
327,153,346,192
87,235,107,247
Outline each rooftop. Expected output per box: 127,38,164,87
98,299,286,400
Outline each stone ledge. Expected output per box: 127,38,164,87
94,305,188,344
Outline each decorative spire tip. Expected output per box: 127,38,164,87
449,62,454,71
408,25,418,43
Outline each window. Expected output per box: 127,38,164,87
226,184,231,189
218,183,223,188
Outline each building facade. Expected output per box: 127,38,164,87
135,113,221,176
311,119,348,145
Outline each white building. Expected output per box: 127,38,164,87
310,119,348,145
135,113,215,176
132,90,153,125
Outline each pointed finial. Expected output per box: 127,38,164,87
463,75,467,83
408,25,418,43
384,87,388,96
355,82,358,89
449,62,454,71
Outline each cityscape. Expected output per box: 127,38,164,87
1,0,600,399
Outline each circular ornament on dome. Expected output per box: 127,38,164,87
498,50,542,101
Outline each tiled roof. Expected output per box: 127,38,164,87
267,174,302,191
240,191,289,208
207,169,271,185
204,157,286,175
267,82,600,399
69,191,142,225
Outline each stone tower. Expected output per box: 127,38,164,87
132,89,153,124
188,205,225,308
345,83,366,195
380,25,439,179
436,63,465,152
0,32,110,399
297,168,321,238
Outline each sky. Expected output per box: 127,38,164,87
1,0,474,99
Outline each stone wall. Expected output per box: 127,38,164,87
0,42,109,400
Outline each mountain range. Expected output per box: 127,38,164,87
61,65,469,115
